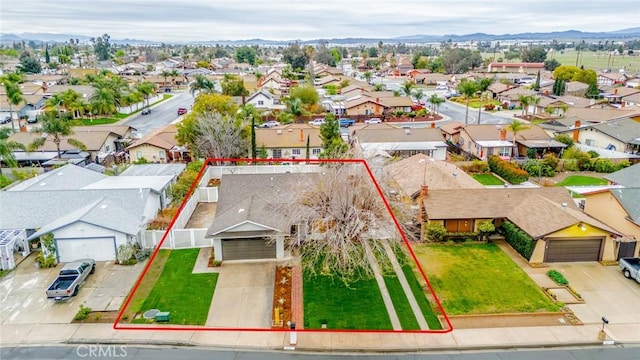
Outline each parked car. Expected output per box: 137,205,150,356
0,116,10,124
260,120,281,128
46,258,95,301
309,118,325,126
443,91,460,99
619,257,640,283
338,118,355,127
26,115,38,123
177,107,188,115
364,118,382,124
141,107,151,115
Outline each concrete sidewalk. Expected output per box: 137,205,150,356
2,322,638,351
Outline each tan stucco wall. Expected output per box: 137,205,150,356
346,102,383,116
585,192,640,256
128,144,168,163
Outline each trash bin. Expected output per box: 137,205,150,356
155,311,171,322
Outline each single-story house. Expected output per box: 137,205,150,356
245,88,284,111
350,123,448,160
206,173,317,261
255,123,324,160
126,124,189,163
583,187,640,258
0,164,165,263
604,163,640,187
556,117,640,154
422,187,622,264
487,62,544,74
345,95,388,116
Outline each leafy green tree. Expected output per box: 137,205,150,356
0,136,25,168
553,65,581,82
586,81,599,99
28,111,87,158
221,74,249,96
176,94,238,150
319,114,346,159
533,70,541,91
476,77,494,123
235,46,257,65
135,81,156,108
1,75,24,132
90,86,120,116
520,47,547,62
289,85,319,107
457,79,479,124
442,48,482,73
283,42,310,71
544,58,561,71
92,33,111,61
18,52,41,74
429,94,444,114
477,220,496,242
286,97,304,117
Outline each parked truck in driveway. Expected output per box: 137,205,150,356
46,259,95,301
619,257,640,283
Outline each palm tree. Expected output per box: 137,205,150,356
457,79,479,124
286,97,304,117
170,69,180,89
373,83,385,91
161,70,171,88
2,79,24,132
529,96,541,120
412,88,424,103
28,111,87,158
429,94,445,114
400,80,414,97
476,77,494,124
363,71,373,84
0,134,25,169
135,81,156,108
189,74,215,97
506,120,530,158
90,87,120,116
518,94,532,118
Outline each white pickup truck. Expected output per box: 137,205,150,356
619,257,640,284
46,259,95,301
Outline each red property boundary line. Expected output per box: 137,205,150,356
114,158,453,334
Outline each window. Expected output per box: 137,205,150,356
105,145,110,152
292,149,301,155
585,139,595,146
499,147,510,157
312,148,321,155
159,151,165,160
258,100,264,105
272,149,282,158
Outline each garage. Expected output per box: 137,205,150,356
56,237,117,263
222,239,276,261
544,238,603,262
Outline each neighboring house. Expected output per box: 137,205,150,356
563,81,590,97
439,121,465,144
411,73,452,85
207,173,317,261
604,163,640,186
126,124,189,163
557,117,640,154
487,62,544,73
384,153,482,199
344,95,388,116
597,72,628,87
0,164,165,263
621,92,640,108
314,75,341,87
350,123,448,160
7,125,135,164
379,96,414,114
562,107,640,123
340,84,371,96
23,74,65,87
255,123,324,160
245,89,284,111
487,83,515,99
421,187,622,264
583,188,640,258
119,163,186,177
497,87,536,105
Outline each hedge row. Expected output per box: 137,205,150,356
501,220,536,260
488,155,529,184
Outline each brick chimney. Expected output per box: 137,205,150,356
499,129,507,140
300,129,304,142
420,185,429,197
430,122,435,128
573,120,581,143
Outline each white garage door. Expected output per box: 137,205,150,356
57,237,117,263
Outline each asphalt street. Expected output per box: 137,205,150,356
2,345,639,360
124,90,193,136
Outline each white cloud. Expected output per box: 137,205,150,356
1,0,638,42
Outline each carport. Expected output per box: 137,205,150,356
0,229,30,270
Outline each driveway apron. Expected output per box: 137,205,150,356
205,261,275,328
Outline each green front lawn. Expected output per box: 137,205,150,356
472,173,505,185
303,271,392,330
413,243,557,315
139,249,218,325
555,175,607,187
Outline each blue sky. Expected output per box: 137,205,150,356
1,0,638,42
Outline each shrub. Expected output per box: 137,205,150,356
133,157,150,164
614,160,630,171
488,155,529,184
74,305,92,321
546,269,569,285
587,150,600,159
522,160,555,177
484,103,495,111
542,153,559,170
526,148,538,159
501,220,535,260
426,222,447,242
562,147,592,170
592,158,615,173
554,134,573,147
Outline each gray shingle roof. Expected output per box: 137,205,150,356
589,118,640,144
8,164,106,192
604,163,640,187
610,188,640,225
0,189,151,230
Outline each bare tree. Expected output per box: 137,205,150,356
193,112,249,164
281,164,401,283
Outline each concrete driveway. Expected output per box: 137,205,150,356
550,262,640,325
0,255,144,325
205,261,274,328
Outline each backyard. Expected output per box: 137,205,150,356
132,248,218,325
412,243,558,315
472,173,505,186
555,175,607,187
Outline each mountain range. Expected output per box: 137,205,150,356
2,28,640,46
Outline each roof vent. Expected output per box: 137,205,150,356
561,202,567,209
404,128,411,135
277,130,282,135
